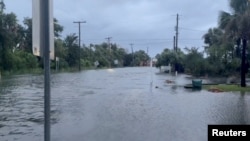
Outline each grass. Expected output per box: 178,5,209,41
203,84,250,92
1,68,43,76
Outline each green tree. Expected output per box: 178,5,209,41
184,47,206,76
123,53,133,67
133,50,150,66
218,0,250,87
21,17,32,53
203,28,223,47
64,34,79,67
0,11,22,71
53,18,63,38
114,47,127,66
155,48,184,72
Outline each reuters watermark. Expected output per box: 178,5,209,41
208,125,250,141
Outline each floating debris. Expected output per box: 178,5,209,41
208,88,224,93
165,80,174,84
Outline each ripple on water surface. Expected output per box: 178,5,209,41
1,67,250,141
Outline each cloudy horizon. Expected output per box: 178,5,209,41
5,0,230,57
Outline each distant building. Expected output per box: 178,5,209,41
152,58,157,67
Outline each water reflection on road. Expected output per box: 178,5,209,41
0,67,250,141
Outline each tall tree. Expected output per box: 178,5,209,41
64,34,79,67
184,47,205,75
22,17,32,52
203,28,223,47
54,18,63,38
218,0,250,87
0,11,21,71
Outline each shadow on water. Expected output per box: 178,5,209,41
238,91,250,124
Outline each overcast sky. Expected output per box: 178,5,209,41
5,0,230,57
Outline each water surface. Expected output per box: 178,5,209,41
0,67,250,141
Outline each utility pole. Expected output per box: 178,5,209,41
173,36,176,51
173,13,179,74
241,38,247,87
175,13,179,52
130,43,134,66
147,47,150,66
105,37,112,68
73,21,86,71
0,0,4,14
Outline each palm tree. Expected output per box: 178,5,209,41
203,28,223,47
218,0,250,87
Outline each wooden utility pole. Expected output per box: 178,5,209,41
130,43,134,66
174,14,179,73
105,37,112,68
173,36,176,51
241,38,247,87
73,21,86,71
175,13,179,52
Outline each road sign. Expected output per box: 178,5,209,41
94,61,99,67
32,0,54,60
33,1,54,141
114,59,118,65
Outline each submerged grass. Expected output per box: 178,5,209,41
203,84,250,92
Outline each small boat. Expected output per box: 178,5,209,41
192,79,202,89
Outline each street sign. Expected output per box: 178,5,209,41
114,59,118,65
32,0,54,60
33,1,54,141
32,0,40,57
94,61,99,67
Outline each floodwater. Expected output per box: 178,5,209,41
0,67,250,141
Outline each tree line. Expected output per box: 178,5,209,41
2,0,249,87
156,0,250,87
0,1,150,74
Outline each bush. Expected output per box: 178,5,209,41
13,50,39,71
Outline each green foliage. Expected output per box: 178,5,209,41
52,58,69,70
0,49,38,72
198,0,250,79
133,50,150,66
22,17,32,53
183,47,205,75
155,48,185,72
123,54,133,66
81,59,92,68
54,18,63,38
0,1,152,74
64,34,79,67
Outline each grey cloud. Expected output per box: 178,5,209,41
5,0,230,57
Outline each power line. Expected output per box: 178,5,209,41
179,27,207,32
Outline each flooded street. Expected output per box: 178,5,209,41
1,67,250,141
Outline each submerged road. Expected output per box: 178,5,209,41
0,67,250,141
